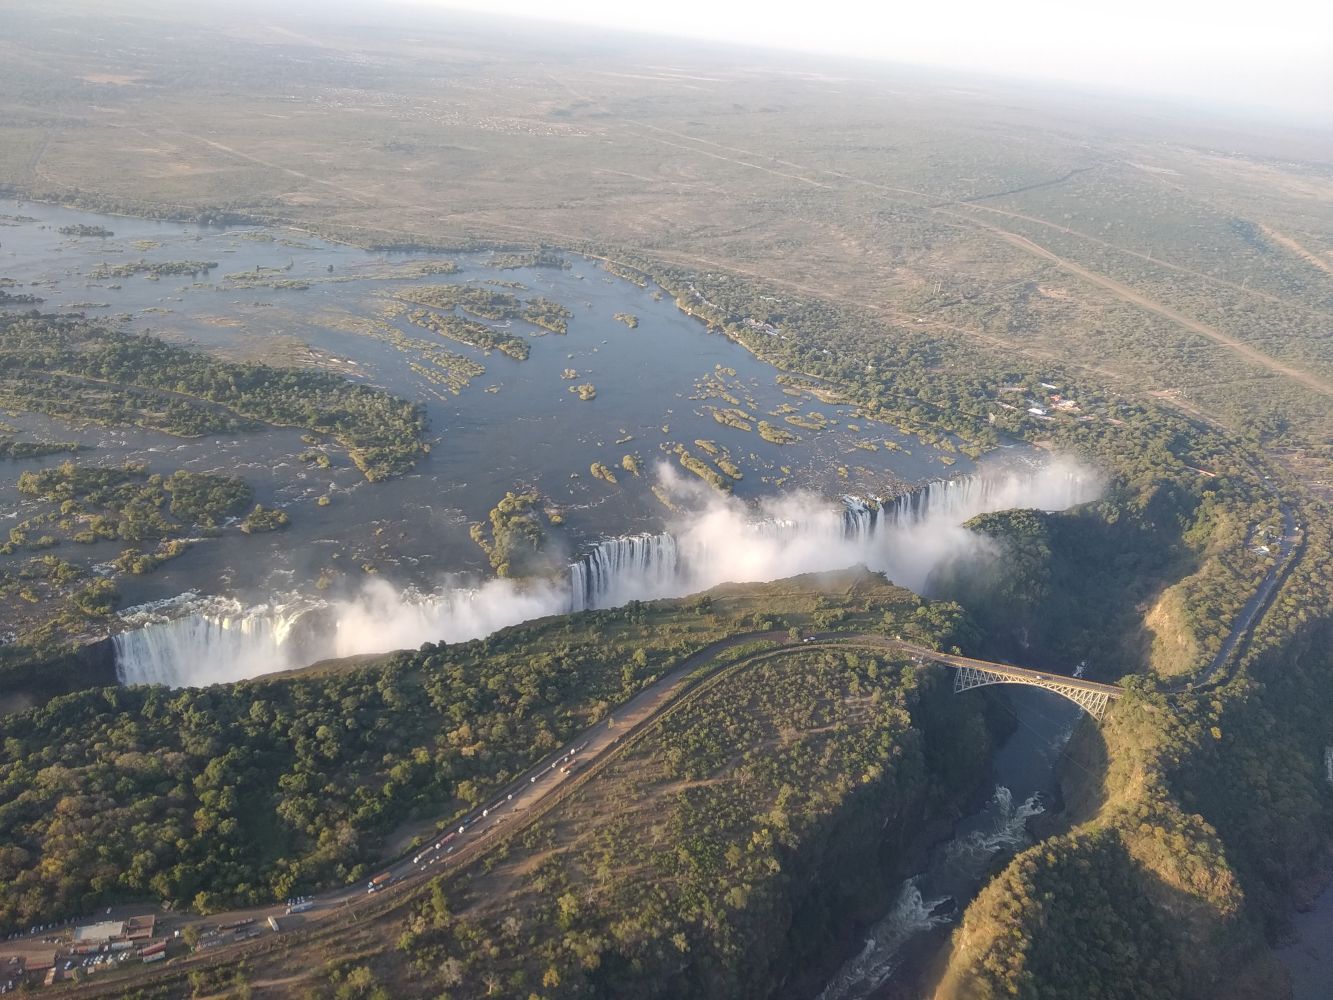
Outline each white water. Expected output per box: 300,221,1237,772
816,787,1046,1000
114,461,1101,687
818,877,954,1000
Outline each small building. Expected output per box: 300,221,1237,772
25,950,55,972
124,915,156,941
74,920,126,945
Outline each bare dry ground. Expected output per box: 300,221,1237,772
2,0,1331,479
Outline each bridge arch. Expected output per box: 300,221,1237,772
949,663,1116,719
814,638,1121,720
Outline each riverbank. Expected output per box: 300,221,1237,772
1277,868,1333,1000
811,685,1081,1000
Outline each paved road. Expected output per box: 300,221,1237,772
58,629,1141,996
1195,489,1304,687
341,629,786,901
222,630,787,928
164,632,1114,934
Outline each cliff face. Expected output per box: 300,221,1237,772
931,501,1333,1000
392,635,1004,1000
765,670,1004,1000
0,636,118,716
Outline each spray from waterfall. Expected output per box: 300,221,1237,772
113,458,1102,686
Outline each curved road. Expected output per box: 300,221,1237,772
1195,483,1304,688
68,630,1118,995
269,635,1119,921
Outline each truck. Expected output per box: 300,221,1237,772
139,942,167,958
285,900,313,915
366,872,392,893
142,951,165,964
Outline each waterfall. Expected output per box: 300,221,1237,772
113,463,1102,687
840,496,879,542
112,598,333,687
870,463,1095,529
568,533,680,611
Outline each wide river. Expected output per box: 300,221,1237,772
1,198,978,607
3,200,1095,1000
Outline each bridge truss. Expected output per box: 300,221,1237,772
951,664,1115,719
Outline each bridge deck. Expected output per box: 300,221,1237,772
892,642,1123,697
824,636,1122,718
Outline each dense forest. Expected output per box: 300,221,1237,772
396,642,997,999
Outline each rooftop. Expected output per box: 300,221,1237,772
73,920,125,943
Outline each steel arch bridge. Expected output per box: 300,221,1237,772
949,663,1117,719
824,638,1123,720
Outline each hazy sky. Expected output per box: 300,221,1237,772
418,0,1333,124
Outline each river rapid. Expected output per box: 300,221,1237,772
815,687,1080,1000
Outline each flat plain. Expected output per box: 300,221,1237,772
3,1,1331,490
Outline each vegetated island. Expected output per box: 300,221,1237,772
0,463,264,670
0,313,428,482
398,284,574,333
57,224,114,237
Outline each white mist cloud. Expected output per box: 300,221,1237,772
114,458,1102,686
656,455,1097,594
327,575,569,658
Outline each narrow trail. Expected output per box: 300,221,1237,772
26,128,53,184
962,202,1333,318
633,132,833,189
950,216,1333,398
620,118,935,201
1257,223,1333,278
143,120,377,209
